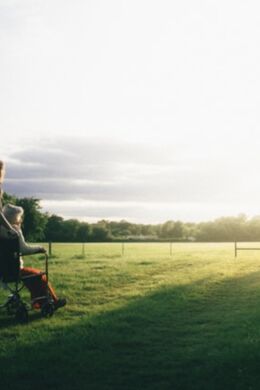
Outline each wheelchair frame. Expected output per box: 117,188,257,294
0,237,55,323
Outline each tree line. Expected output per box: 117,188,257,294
3,193,260,242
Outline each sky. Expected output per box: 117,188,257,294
1,0,260,223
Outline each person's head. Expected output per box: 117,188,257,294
2,203,24,226
0,160,5,184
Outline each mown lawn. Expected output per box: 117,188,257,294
1,243,260,389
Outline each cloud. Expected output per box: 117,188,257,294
3,137,226,199
7,137,177,177
3,135,260,222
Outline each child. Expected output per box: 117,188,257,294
2,203,66,310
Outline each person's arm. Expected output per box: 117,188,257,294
14,226,45,255
0,212,18,236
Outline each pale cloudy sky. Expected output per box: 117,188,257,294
1,0,260,223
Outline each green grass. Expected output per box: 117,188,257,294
1,243,260,389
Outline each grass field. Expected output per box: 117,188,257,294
1,242,260,389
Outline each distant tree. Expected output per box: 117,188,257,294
115,220,131,237
91,221,111,241
129,223,142,236
61,219,81,242
45,215,64,242
140,224,155,236
108,221,121,237
76,222,91,242
196,215,248,242
171,221,184,239
2,192,17,205
159,221,184,240
159,221,174,239
247,216,260,241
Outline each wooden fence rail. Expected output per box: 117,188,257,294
234,241,260,257
45,241,175,257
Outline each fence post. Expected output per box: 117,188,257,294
48,242,52,257
82,243,85,257
235,241,237,258
170,242,173,256
122,242,125,256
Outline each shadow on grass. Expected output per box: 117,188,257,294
2,271,260,390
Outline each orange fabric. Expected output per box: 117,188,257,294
21,266,58,308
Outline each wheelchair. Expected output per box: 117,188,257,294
0,237,55,323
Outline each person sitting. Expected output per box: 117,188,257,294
2,203,66,310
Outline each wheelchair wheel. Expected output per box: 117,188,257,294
6,300,16,316
6,294,20,316
6,303,15,316
41,302,54,318
15,303,29,324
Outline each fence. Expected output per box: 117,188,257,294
234,241,260,257
40,241,260,258
45,242,176,257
